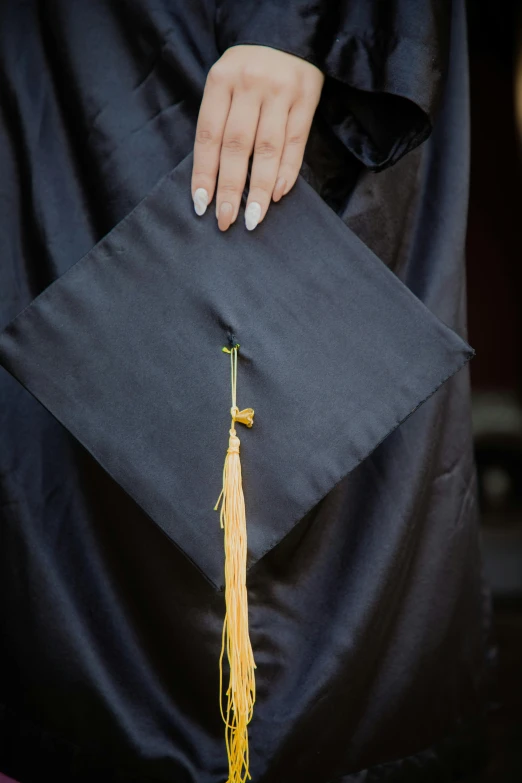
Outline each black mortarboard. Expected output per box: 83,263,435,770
0,152,472,782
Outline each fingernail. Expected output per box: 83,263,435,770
193,188,208,216
218,201,233,231
245,202,261,231
273,178,287,202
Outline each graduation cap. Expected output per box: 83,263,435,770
0,152,472,782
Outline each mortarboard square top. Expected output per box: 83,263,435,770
0,153,472,589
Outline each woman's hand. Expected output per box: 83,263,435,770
191,45,324,231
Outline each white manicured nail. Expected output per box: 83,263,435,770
245,202,261,231
193,188,208,216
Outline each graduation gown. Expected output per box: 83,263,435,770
0,1,493,781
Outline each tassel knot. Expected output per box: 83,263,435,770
227,431,241,455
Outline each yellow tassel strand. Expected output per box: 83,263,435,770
214,344,256,783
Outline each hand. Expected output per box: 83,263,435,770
191,45,324,231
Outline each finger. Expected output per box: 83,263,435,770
191,68,232,215
216,91,261,231
245,96,289,230
273,101,314,202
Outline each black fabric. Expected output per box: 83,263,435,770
216,0,450,170
0,1,494,782
0,701,490,783
0,152,471,590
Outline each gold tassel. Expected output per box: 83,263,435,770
214,344,256,783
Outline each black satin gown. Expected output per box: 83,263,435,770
0,2,494,781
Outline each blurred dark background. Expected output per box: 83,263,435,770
466,0,522,779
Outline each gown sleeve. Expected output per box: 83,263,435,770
215,0,452,171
